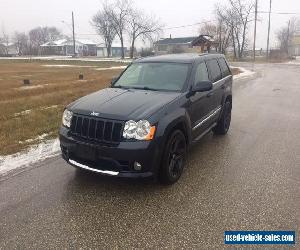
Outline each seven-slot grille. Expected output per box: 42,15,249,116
70,114,124,144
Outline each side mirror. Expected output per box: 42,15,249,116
110,77,118,86
192,80,213,92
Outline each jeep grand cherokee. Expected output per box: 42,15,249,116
59,53,232,184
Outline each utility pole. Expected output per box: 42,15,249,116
219,18,222,53
253,0,258,61
266,0,272,60
286,20,291,54
72,11,76,57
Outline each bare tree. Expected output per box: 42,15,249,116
276,18,298,53
199,20,231,54
216,0,254,59
46,27,62,41
91,11,116,57
13,32,29,55
105,0,132,58
199,22,218,37
0,27,10,55
29,26,63,55
128,10,162,58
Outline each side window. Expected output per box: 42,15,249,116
206,59,222,82
194,62,209,85
218,58,231,77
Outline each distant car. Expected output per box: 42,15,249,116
59,53,232,184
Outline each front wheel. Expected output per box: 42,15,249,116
159,130,187,185
213,101,232,135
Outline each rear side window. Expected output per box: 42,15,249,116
206,59,222,82
218,58,231,77
194,62,210,85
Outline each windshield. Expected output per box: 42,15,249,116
114,62,190,91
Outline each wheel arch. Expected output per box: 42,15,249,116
160,116,191,147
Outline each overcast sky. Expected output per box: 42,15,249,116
1,0,300,49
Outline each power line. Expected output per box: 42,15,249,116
74,20,217,37
73,10,300,38
164,20,216,30
257,11,300,15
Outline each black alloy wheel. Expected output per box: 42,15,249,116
213,101,232,135
159,130,187,184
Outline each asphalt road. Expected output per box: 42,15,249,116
0,63,299,249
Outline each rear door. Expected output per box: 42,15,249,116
206,59,224,123
218,57,232,94
188,61,213,138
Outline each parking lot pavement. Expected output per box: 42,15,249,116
0,63,299,249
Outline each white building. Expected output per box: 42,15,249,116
40,39,97,56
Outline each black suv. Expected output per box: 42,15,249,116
59,53,232,184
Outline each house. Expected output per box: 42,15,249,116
289,34,300,56
40,39,97,56
154,35,219,55
0,42,18,57
96,44,127,58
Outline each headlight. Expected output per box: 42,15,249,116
123,120,156,140
62,109,73,128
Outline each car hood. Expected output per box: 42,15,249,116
69,88,181,121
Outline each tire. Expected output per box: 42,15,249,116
159,130,187,185
213,101,232,135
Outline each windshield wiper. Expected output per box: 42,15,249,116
112,85,125,89
130,86,158,91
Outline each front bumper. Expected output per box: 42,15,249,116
59,127,162,178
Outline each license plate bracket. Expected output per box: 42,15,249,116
75,144,97,161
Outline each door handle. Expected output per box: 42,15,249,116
207,92,214,97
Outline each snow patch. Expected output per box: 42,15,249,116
14,109,31,117
43,64,97,68
18,84,47,90
40,105,58,110
0,56,132,63
0,138,60,176
285,60,300,65
18,133,49,144
13,106,58,118
95,66,127,71
232,67,256,80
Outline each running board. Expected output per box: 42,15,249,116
192,123,217,143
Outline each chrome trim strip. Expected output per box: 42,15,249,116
192,106,222,131
69,159,119,176
213,75,231,85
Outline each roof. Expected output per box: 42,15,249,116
0,42,15,47
40,39,67,47
154,35,217,46
41,39,96,47
134,53,224,64
155,37,198,45
76,39,97,45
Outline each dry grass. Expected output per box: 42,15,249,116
0,60,127,155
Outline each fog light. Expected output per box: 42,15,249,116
134,162,142,171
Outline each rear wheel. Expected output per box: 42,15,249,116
213,101,232,135
159,130,187,185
